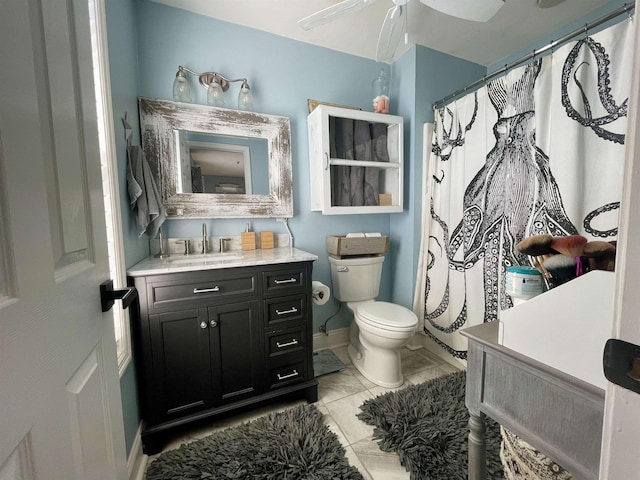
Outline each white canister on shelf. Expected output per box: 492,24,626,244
505,266,544,305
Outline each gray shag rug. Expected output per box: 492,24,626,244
146,403,363,480
358,370,504,480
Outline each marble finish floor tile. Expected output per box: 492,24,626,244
324,390,375,445
331,344,351,365
400,350,442,377
344,445,374,480
317,404,350,447
347,364,378,389
317,367,367,404
351,437,411,480
406,362,461,385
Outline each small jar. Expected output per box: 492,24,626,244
372,68,390,114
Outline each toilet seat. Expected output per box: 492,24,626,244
356,301,417,332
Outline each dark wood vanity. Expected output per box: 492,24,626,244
128,255,317,454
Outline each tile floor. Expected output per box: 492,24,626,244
146,345,461,480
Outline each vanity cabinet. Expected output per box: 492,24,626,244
307,104,403,214
129,261,317,455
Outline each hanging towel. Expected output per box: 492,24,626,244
127,144,166,238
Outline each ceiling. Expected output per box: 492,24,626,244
149,0,611,66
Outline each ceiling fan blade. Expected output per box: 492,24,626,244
298,0,378,31
419,0,505,22
376,5,405,63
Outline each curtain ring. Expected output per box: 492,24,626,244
625,4,633,21
583,23,589,39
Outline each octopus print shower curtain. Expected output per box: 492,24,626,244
420,19,634,359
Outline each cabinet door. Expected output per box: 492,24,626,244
148,308,213,423
308,104,404,214
208,300,263,404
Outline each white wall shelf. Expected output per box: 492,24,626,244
307,105,404,215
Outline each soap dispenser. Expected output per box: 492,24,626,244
241,223,256,251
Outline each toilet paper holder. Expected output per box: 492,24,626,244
311,280,330,306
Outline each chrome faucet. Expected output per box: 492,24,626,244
201,223,208,254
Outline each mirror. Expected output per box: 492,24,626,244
139,97,292,218
174,131,269,195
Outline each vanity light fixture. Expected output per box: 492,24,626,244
172,65,254,111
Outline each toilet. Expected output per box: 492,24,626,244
329,255,418,388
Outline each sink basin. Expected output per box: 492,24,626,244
166,252,243,265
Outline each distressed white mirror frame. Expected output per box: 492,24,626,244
138,97,292,218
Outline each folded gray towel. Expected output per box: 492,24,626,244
127,144,166,238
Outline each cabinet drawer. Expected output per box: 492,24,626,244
269,360,306,389
262,266,308,297
264,294,307,327
266,327,306,358
147,270,257,310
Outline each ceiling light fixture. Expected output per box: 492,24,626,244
172,65,254,111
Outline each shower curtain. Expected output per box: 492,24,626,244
418,18,634,360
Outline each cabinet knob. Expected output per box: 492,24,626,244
200,321,208,329
210,320,218,328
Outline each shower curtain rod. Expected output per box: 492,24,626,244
433,2,635,108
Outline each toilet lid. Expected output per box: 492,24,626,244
356,301,418,330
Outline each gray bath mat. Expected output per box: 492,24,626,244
313,349,346,377
358,370,503,479
146,404,363,479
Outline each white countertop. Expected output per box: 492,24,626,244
127,247,318,277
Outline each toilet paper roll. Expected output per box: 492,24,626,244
311,281,330,305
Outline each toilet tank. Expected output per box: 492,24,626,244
329,255,384,302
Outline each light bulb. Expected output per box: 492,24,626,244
207,80,225,107
172,69,192,103
237,81,254,111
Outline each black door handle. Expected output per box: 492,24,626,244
603,338,640,395
100,279,138,312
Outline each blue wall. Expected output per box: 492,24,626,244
389,47,485,308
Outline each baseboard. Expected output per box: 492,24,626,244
128,423,148,480
312,327,350,352
416,331,466,369
405,334,423,350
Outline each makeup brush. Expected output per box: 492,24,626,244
515,234,554,256
583,241,616,272
543,254,577,285
550,235,587,257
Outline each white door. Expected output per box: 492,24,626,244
599,2,640,477
0,0,127,478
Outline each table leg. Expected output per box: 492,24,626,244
468,411,487,480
